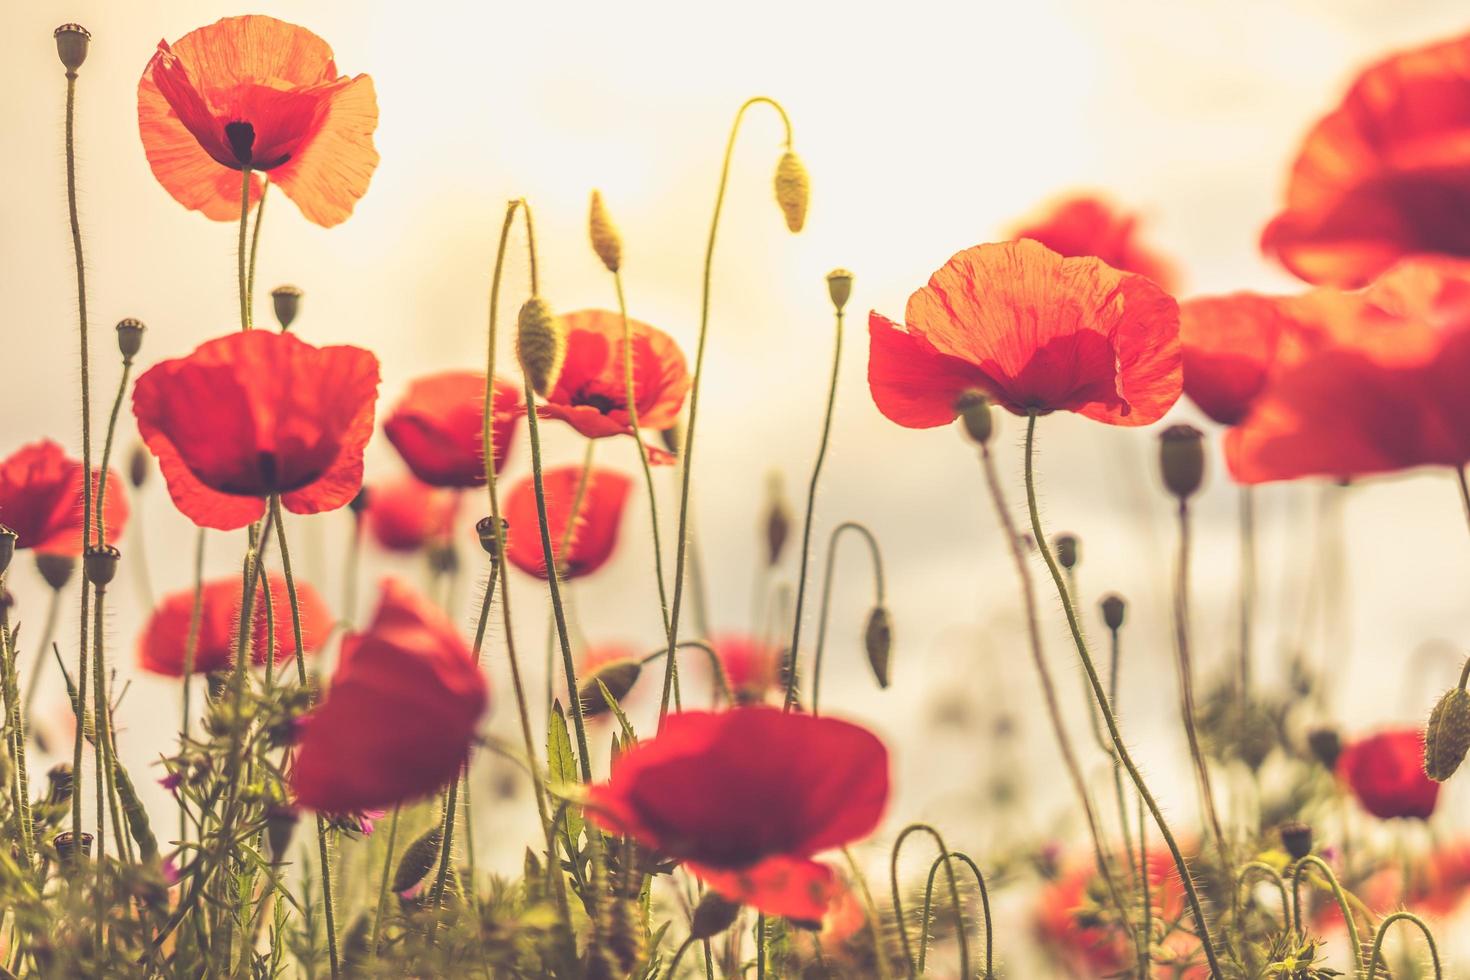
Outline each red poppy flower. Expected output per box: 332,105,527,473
383,372,524,489
137,572,333,676
363,474,460,553
537,310,689,463
291,578,488,812
0,441,128,556
502,466,632,580
1261,32,1470,287
1179,293,1328,426
709,633,784,704
1008,194,1179,292
868,240,1181,429
1337,728,1439,821
1407,840,1470,918
138,15,379,227
588,707,888,921
132,331,379,530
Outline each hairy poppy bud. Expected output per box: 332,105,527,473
54,830,93,862
1307,726,1342,771
83,545,120,587
578,658,642,717
1100,593,1126,631
265,804,299,863
588,190,622,273
774,151,809,233
865,605,893,689
826,268,854,313
271,285,303,330
1159,424,1206,500
690,891,741,939
955,389,993,446
1425,686,1470,781
1279,821,1313,861
1055,533,1079,570
0,525,15,576
128,443,150,489
659,423,682,456
516,297,565,397
35,553,75,591
392,828,443,894
477,516,508,558
763,473,791,567
44,763,74,806
54,24,90,73
114,318,145,360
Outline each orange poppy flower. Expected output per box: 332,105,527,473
1008,193,1179,292
502,466,632,580
138,15,379,227
1261,32,1470,287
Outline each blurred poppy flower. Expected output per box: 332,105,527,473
383,372,523,488
363,474,459,553
1008,194,1179,291
133,331,378,530
503,466,632,580
538,310,689,463
1407,840,1470,918
0,440,128,555
291,578,488,811
1337,728,1439,820
588,707,888,921
138,572,333,676
709,633,784,704
1180,294,1302,427
868,240,1181,429
1262,32,1470,287
138,15,379,227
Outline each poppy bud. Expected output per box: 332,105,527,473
115,317,145,360
35,553,75,591
392,828,444,894
1055,533,1079,570
54,831,93,862
1307,726,1342,771
271,285,303,330
477,517,508,558
864,605,892,689
44,763,74,806
954,389,993,446
516,297,566,398
578,658,642,717
128,443,150,489
659,424,682,456
1159,424,1206,500
0,525,15,576
1425,686,1470,781
54,24,90,73
826,268,854,313
773,151,809,233
1278,821,1313,861
763,474,791,567
1100,593,1126,631
83,545,120,587
588,190,622,273
690,891,741,939
265,804,300,863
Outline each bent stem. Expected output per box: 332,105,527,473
809,521,884,716
638,640,732,705
1289,856,1360,972
920,851,994,978
889,823,968,980
1367,910,1441,979
1022,412,1223,977
1234,861,1289,926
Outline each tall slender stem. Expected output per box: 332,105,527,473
1238,484,1256,699
1022,413,1223,977
809,521,884,715
179,529,206,843
238,167,253,330
2,607,33,873
247,180,269,326
370,805,401,961
660,97,793,725
21,584,63,718
1457,467,1470,537
1106,621,1135,877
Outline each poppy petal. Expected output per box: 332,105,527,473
690,856,839,923
270,75,380,228
866,312,990,428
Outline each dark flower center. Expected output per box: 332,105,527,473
571,390,622,415
223,120,293,170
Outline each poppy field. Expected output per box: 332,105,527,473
8,3,1470,978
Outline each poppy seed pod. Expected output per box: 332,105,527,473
115,318,145,360
516,297,566,398
35,553,76,591
1425,686,1470,781
265,805,300,863
476,516,508,558
1159,424,1206,500
1278,821,1313,861
954,390,993,446
1306,726,1342,771
773,151,809,233
763,474,791,567
690,891,742,940
588,190,622,273
271,285,303,330
1055,533,1079,571
1100,593,1126,630
127,444,150,489
54,24,90,73
44,763,74,806
578,658,642,717
0,525,15,576
864,605,893,689
83,545,120,587
54,831,93,863
659,424,682,455
392,828,444,893
826,268,854,313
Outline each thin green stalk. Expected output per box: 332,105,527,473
543,443,596,717
1366,910,1441,979
920,851,994,978
90,581,114,944
809,521,884,715
1238,484,1255,699
369,805,401,960
70,581,89,865
889,823,967,980
238,167,253,330
1457,466,1470,537
1138,794,1150,977
1,611,33,872
660,96,793,725
1106,621,1135,878
21,583,62,720
179,528,206,844
841,848,892,980
94,357,134,548
1022,412,1223,977
1289,856,1359,972
756,911,766,980
247,180,269,325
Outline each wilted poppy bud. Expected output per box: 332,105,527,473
588,190,622,273
392,828,444,893
128,443,150,489
1307,726,1342,771
826,268,854,313
271,285,303,330
954,389,993,446
1425,686,1470,781
0,525,15,576
54,24,90,73
864,605,892,689
1100,593,1126,631
476,516,508,558
265,804,300,863
763,474,791,567
35,553,75,591
44,763,74,806
773,151,809,233
578,658,642,717
1278,821,1313,861
54,830,93,862
1055,533,1079,570
516,297,565,397
83,545,120,587
115,318,145,360
1159,424,1206,500
690,891,741,939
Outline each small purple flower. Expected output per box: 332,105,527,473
160,771,183,798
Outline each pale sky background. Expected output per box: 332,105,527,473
3,0,1470,971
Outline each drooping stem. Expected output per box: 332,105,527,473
1289,856,1360,972
1022,413,1223,977
660,96,793,725
809,521,884,715
247,179,269,326
920,851,994,978
238,166,253,330
1366,910,1442,979
1238,484,1256,699
369,806,401,960
889,823,968,980
638,640,732,705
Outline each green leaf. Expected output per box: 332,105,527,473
596,679,638,746
548,700,584,847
